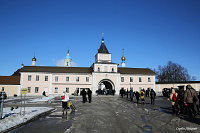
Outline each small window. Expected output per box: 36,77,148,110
148,77,151,82
86,77,89,82
66,77,69,82
76,77,80,82
98,67,100,72
36,75,39,81
121,77,124,82
35,87,39,93
130,77,133,82
139,77,142,82
28,87,31,93
55,87,58,93
55,76,58,82
66,88,69,93
2,87,4,91
45,76,48,81
112,68,114,72
28,75,32,81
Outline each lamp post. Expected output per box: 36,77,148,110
0,91,4,119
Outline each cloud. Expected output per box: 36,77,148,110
56,59,65,66
55,59,77,67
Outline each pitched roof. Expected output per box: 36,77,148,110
0,76,20,85
156,81,200,84
20,66,93,73
20,66,155,75
118,67,156,75
98,41,109,54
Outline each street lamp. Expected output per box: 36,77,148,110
0,91,4,119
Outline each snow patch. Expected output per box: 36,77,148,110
0,107,53,132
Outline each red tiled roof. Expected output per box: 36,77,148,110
0,76,20,85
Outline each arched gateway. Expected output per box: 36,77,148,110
97,79,115,95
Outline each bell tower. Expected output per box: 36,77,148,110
64,50,72,67
121,48,126,67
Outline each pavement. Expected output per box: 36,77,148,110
4,95,200,133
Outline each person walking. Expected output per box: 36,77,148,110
61,91,69,115
177,87,185,114
184,85,197,117
170,88,179,115
135,91,140,103
150,89,156,105
120,88,125,98
81,89,87,103
130,88,134,102
140,90,145,104
88,88,92,103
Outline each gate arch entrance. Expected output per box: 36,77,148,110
97,79,115,95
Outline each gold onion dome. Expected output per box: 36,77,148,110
121,56,126,61
32,57,36,61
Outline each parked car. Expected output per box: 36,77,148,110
0,91,7,99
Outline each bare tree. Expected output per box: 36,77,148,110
156,61,195,82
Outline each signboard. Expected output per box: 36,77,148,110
21,88,28,95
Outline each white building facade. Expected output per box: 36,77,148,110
20,38,156,95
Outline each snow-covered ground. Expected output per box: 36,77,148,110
28,95,58,103
0,107,54,132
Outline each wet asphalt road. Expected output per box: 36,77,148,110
5,96,200,133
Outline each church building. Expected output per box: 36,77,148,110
19,37,156,95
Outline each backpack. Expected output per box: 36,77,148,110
61,95,65,100
172,93,177,102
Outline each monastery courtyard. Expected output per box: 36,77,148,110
6,96,200,133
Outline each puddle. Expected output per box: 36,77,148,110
143,125,153,133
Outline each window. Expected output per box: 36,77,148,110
35,87,39,93
28,87,31,93
148,77,151,82
130,77,133,82
66,77,69,82
139,77,142,82
98,67,100,72
86,77,89,82
55,76,58,82
66,88,69,93
2,87,4,91
28,75,32,81
45,76,48,81
112,68,114,72
121,77,124,82
76,77,80,82
36,75,39,81
55,87,58,93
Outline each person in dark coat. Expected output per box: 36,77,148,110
130,88,134,101
150,89,156,105
177,88,185,114
120,88,125,98
81,89,87,103
88,88,92,103
184,85,197,117
135,91,140,103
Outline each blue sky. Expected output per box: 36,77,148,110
0,0,200,80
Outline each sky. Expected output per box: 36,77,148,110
0,0,200,80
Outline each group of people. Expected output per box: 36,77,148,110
80,88,92,103
120,88,156,105
170,85,200,117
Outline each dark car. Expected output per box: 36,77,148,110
162,88,171,97
0,92,7,99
